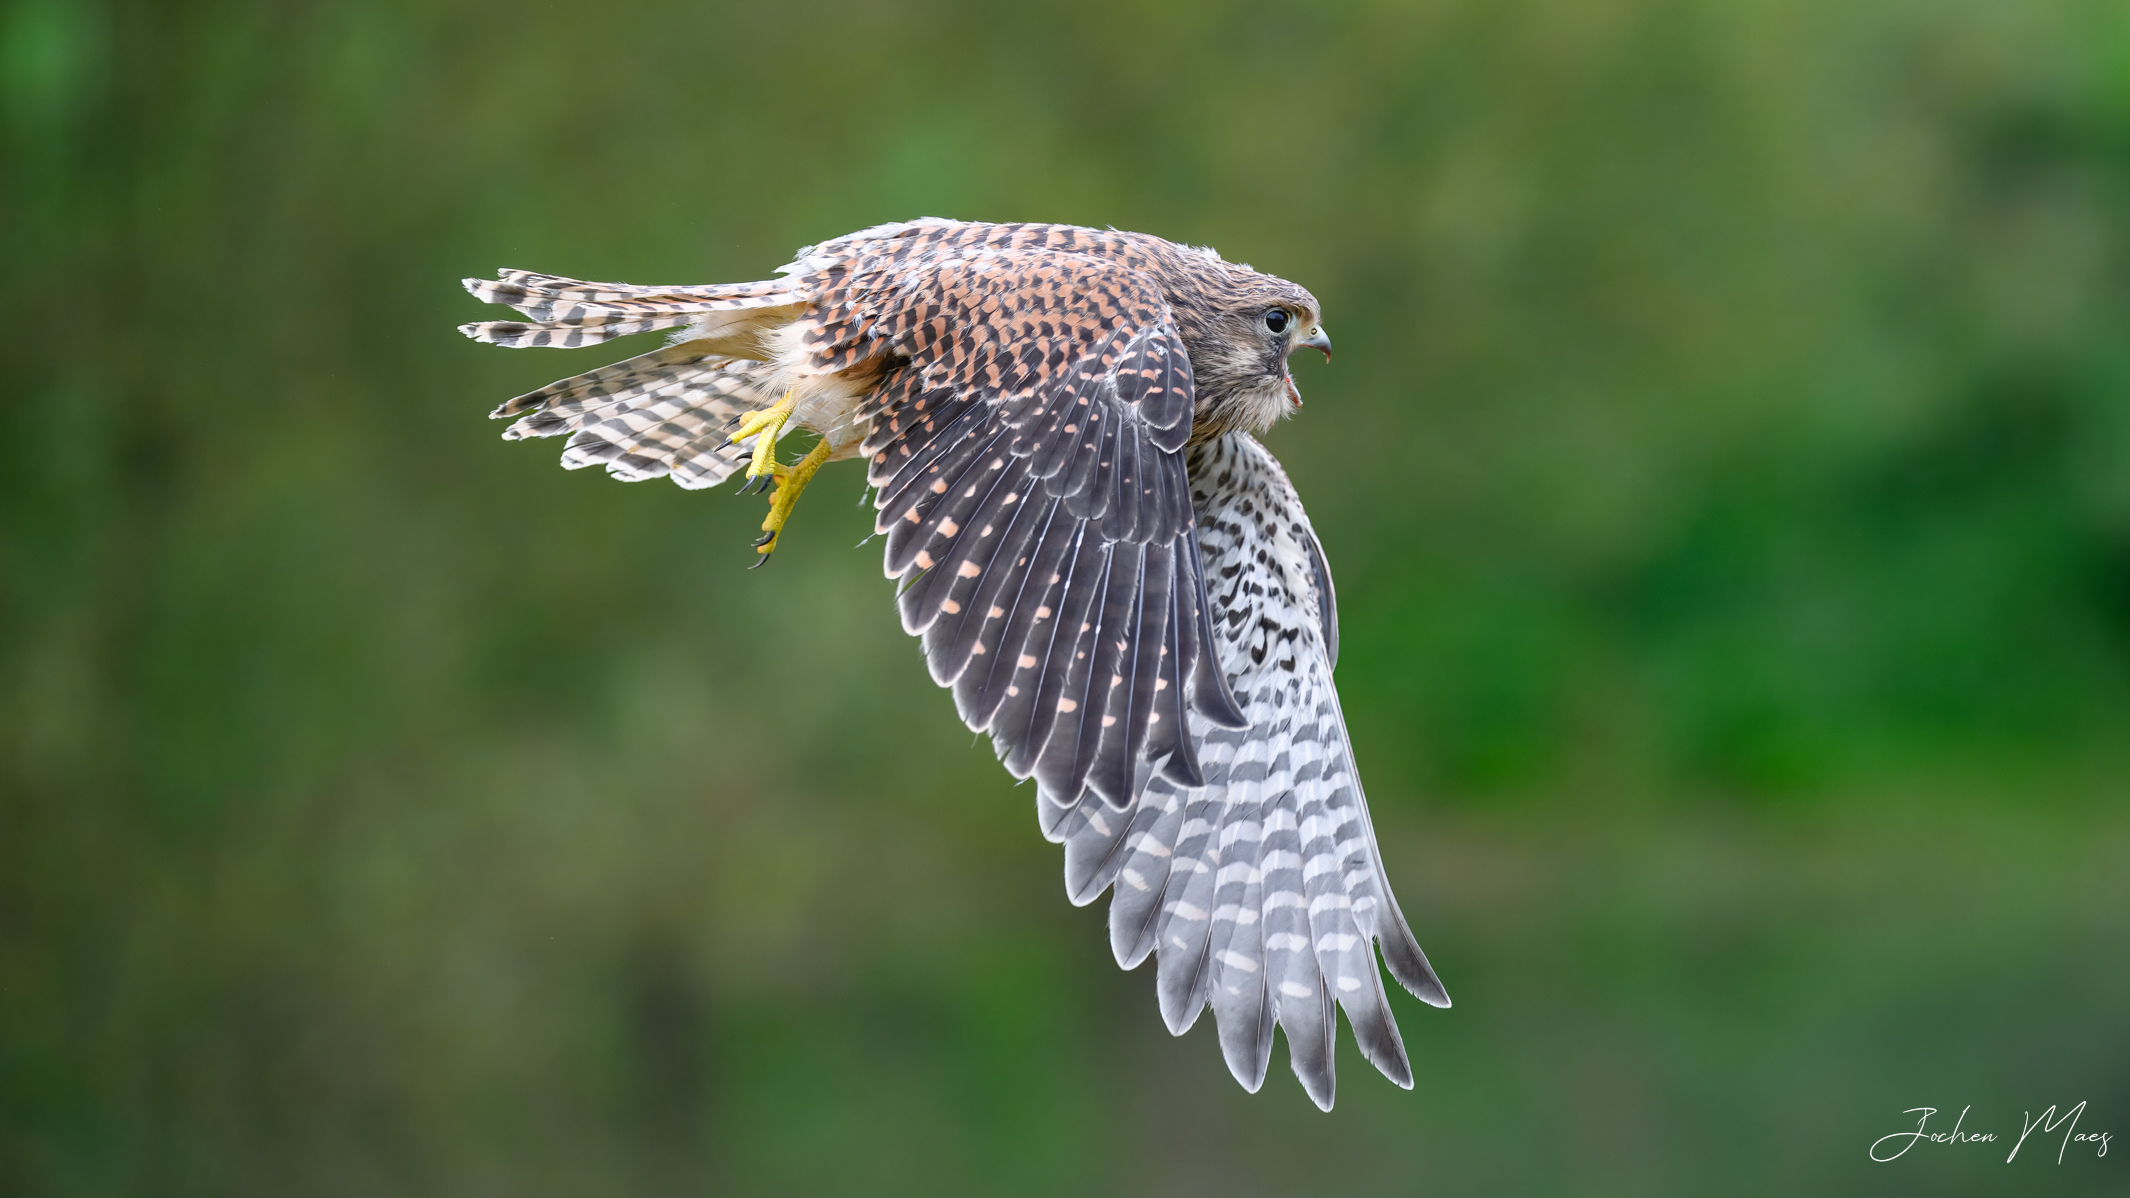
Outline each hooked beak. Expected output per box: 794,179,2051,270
1294,325,1332,364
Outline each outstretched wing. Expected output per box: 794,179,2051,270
1041,433,1449,1110
782,222,1248,810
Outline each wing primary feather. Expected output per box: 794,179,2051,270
1003,532,1105,778
1091,540,1173,808
1181,528,1248,728
1152,781,1227,1032
1260,787,1336,1109
1060,791,1142,906
1150,569,1206,788
931,464,1050,693
1087,546,1152,806
1212,790,1276,1094
1031,546,1123,804
960,501,1073,731
886,424,1013,582
1121,541,1173,774
1045,543,1142,807
905,453,1031,648
1107,784,1190,967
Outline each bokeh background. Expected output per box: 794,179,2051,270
6,1,2130,1194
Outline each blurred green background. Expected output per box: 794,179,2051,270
6,0,2130,1194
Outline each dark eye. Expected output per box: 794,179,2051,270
1263,308,1289,334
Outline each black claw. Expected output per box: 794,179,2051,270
747,549,773,570
752,530,777,547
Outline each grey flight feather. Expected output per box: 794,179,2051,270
1043,432,1447,1111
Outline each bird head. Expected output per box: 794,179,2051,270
1170,264,1328,441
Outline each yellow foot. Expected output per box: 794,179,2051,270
729,389,798,483
749,436,833,568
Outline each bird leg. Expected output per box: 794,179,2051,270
729,388,798,483
749,435,832,566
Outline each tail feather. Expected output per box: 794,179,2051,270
467,269,799,321
459,314,701,349
492,341,730,424
459,269,803,349
491,341,780,490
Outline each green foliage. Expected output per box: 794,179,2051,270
4,1,2128,1194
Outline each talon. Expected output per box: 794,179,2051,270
743,435,833,567
730,389,799,484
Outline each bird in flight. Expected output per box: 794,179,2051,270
458,219,1448,1109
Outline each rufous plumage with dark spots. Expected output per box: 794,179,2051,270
457,219,1447,1110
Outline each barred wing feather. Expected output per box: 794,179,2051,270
1043,432,1447,1110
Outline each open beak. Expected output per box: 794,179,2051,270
1295,326,1332,364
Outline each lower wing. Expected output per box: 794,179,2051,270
1039,432,1448,1110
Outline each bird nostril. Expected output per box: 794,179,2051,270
1294,326,1332,363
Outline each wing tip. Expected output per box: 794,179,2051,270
1219,1015,1275,1095
1158,997,1204,1037
1063,868,1108,908
1394,946,1451,1008
1374,900,1452,1008
1289,1042,1337,1111
1110,921,1155,970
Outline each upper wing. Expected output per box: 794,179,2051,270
1040,433,1448,1110
790,226,1247,809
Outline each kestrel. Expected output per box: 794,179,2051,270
458,219,1448,1109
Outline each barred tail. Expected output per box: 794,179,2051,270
458,268,802,349
491,341,783,489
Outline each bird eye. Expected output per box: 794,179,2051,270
1264,309,1289,334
